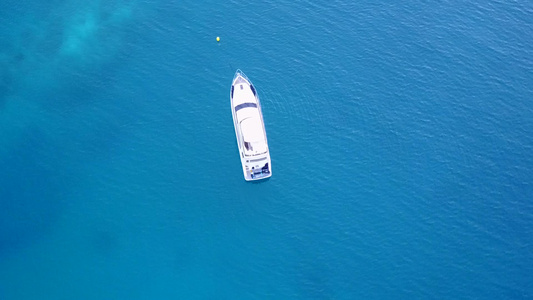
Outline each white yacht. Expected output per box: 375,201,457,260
230,70,272,181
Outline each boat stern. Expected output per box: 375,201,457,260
243,160,271,181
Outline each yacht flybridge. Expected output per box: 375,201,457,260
230,70,272,181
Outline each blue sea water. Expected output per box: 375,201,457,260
1,0,532,298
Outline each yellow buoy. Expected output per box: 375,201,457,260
216,36,220,42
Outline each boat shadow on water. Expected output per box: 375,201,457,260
250,177,271,184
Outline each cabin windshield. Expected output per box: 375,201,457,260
235,102,257,112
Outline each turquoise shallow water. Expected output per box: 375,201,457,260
1,0,532,298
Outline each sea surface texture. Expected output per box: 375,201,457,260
1,0,532,299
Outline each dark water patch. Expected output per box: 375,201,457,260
35,49,126,112
11,52,25,64
0,128,67,258
0,80,7,109
293,255,334,299
91,229,119,257
0,60,14,109
0,1,135,110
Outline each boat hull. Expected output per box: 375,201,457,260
230,70,272,181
